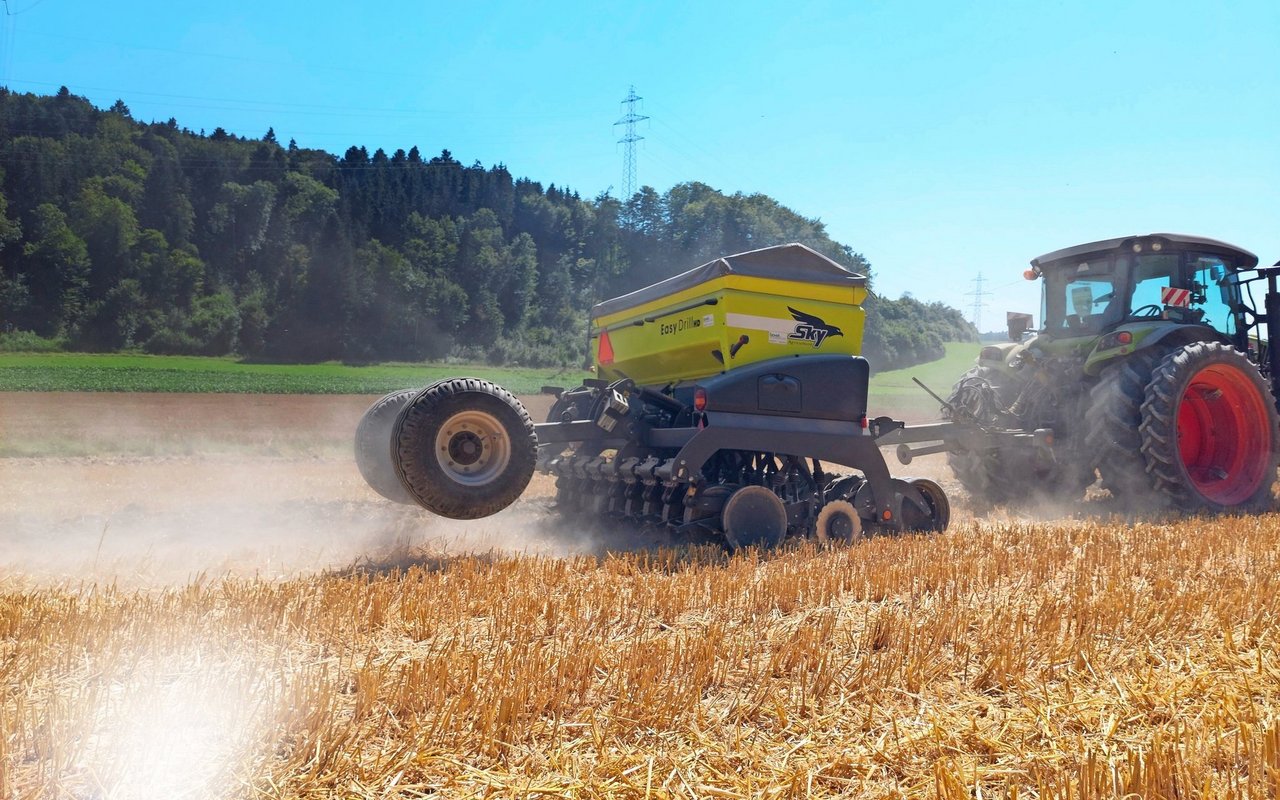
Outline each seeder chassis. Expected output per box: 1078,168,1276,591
358,353,952,551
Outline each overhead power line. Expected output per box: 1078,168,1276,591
965,272,990,332
613,85,648,200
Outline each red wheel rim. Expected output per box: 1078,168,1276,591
1175,364,1273,505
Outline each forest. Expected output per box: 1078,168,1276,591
0,88,974,370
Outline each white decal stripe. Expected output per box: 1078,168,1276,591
724,313,795,336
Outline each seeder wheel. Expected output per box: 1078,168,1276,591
354,387,426,505
393,379,538,520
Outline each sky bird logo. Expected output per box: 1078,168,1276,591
787,307,843,347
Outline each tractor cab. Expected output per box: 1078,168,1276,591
1028,233,1258,349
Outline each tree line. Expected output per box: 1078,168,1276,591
0,88,974,369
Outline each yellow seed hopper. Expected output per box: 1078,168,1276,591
590,243,868,385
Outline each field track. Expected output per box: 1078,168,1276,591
3,392,1279,797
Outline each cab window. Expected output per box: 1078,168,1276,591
1129,254,1180,317
1187,253,1237,335
1041,257,1123,333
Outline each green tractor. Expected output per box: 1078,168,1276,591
935,233,1280,512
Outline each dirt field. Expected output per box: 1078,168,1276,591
0,391,955,584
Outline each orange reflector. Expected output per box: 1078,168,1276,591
1023,269,1038,280
882,510,893,521
694,387,707,411
598,330,614,365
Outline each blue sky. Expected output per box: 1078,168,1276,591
3,0,1277,330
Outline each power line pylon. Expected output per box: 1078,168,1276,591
965,272,990,332
614,85,648,200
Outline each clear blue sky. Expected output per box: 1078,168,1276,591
3,0,1276,330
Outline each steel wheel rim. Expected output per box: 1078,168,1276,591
435,410,511,487
1176,364,1272,505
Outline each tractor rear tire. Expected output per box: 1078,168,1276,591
354,388,424,505
393,379,538,520
1084,348,1167,505
1139,342,1279,512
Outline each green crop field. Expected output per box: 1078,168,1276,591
0,344,980,407
0,353,591,396
867,341,982,420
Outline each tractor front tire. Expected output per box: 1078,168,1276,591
1139,342,1279,512
393,379,538,520
945,367,1091,507
355,388,424,505
945,367,1013,505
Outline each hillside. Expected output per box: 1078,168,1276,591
0,88,974,369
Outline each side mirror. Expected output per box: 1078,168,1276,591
1007,312,1033,341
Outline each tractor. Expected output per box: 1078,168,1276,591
912,233,1280,512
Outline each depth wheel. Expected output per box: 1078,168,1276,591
393,378,538,519
815,499,862,545
1140,342,1279,512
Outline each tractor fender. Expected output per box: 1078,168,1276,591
1083,323,1231,376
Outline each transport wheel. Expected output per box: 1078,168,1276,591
1139,342,1279,512
1084,348,1167,504
721,485,788,550
393,378,538,519
901,478,950,532
354,388,424,504
814,499,862,544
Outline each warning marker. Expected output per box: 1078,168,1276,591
598,330,615,365
1161,287,1191,308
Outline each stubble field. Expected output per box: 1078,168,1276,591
2,391,1279,798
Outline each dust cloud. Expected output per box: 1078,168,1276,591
0,392,1124,588
0,392,618,587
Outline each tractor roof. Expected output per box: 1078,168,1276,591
591,243,866,318
1031,233,1258,270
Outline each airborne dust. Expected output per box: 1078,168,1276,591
0,391,1115,587
0,392,645,587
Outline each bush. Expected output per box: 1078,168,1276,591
0,329,67,352
479,326,586,368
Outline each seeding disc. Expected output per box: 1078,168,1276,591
721,485,788,550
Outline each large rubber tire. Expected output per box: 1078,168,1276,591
392,379,538,520
1139,342,1279,512
945,367,1091,507
354,388,426,504
1084,348,1167,504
